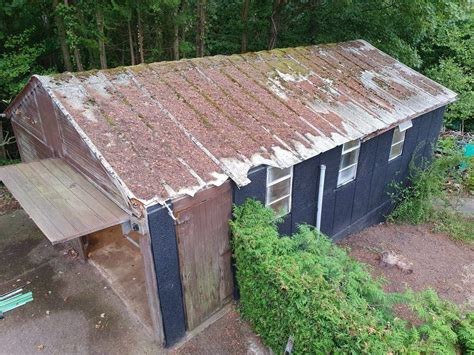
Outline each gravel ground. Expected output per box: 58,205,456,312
339,222,474,310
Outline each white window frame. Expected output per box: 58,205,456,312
266,166,293,217
389,120,412,161
337,140,360,187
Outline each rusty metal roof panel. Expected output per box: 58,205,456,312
34,40,456,204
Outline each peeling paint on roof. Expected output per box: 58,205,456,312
33,40,455,205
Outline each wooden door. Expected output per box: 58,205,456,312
174,182,233,330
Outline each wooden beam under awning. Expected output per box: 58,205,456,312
0,158,130,244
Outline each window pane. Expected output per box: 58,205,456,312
267,178,291,203
342,140,360,152
392,128,405,145
268,196,290,216
338,165,356,186
340,149,358,169
268,166,292,183
389,141,404,160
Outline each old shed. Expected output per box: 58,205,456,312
0,40,456,346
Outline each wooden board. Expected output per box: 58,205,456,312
174,182,233,330
0,158,130,244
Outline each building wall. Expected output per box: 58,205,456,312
147,204,186,347
234,107,446,240
148,106,446,347
7,77,126,209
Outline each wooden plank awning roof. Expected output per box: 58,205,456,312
8,40,457,205
0,159,130,244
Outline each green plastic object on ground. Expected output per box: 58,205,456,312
0,288,33,319
465,144,474,158
461,143,474,169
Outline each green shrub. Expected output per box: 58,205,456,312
0,159,20,166
389,141,474,243
389,144,464,224
231,200,473,354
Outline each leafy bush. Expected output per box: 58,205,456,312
389,140,474,243
388,145,463,224
0,159,20,166
231,200,473,354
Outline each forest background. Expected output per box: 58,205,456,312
0,0,472,131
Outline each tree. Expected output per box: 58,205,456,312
196,0,206,57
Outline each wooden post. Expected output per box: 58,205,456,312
139,231,165,345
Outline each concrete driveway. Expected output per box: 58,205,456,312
0,210,161,355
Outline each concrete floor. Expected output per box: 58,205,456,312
0,208,270,354
87,226,153,332
0,210,162,355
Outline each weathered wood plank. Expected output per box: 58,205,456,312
0,158,130,244
174,181,233,330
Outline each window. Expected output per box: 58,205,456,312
389,120,412,161
337,140,360,187
266,166,293,217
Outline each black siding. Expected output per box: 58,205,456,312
147,204,186,347
233,107,446,240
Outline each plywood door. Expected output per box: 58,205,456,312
174,182,233,330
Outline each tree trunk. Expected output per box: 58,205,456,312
0,120,6,160
53,0,73,72
196,0,206,57
241,0,250,53
268,0,287,50
73,47,84,71
96,6,107,69
128,20,136,65
172,27,180,60
137,8,145,63
172,16,180,60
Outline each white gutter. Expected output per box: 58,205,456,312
316,164,326,231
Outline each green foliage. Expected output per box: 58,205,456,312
0,29,46,103
0,159,20,166
432,209,474,244
389,139,474,243
231,199,473,354
388,145,463,224
0,1,472,132
423,12,474,130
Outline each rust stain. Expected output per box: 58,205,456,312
9,40,456,204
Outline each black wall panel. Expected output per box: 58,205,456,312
333,183,356,234
233,166,266,205
146,108,446,347
351,178,372,223
231,107,446,240
147,204,186,347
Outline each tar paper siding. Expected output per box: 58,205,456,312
233,107,446,240
148,107,445,347
147,204,186,347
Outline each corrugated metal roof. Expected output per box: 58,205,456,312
34,40,456,204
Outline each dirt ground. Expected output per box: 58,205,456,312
339,222,474,310
172,308,269,355
0,184,20,216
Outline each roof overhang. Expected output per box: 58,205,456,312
0,159,130,244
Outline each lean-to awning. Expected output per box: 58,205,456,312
0,159,130,244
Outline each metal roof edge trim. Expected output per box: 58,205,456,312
35,75,142,215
